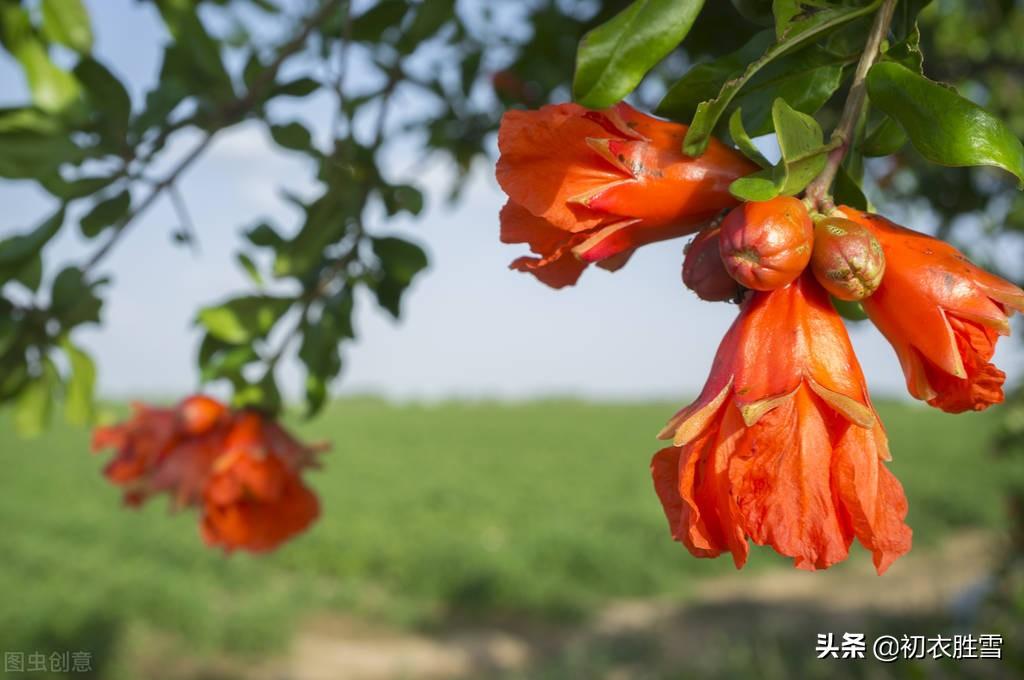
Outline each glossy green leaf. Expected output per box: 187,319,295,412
61,338,96,426
80,190,130,238
573,0,705,108
657,31,773,123
659,37,848,137
866,62,1024,186
729,98,833,201
731,0,773,25
41,0,93,53
833,164,869,211
860,115,907,157
197,295,292,344
890,0,932,43
832,297,868,322
772,0,800,38
727,109,770,168
683,0,878,156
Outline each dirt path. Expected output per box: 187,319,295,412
279,531,999,680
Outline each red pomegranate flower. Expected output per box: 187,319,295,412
841,206,1024,413
496,102,757,287
652,274,912,573
92,397,324,552
200,412,321,553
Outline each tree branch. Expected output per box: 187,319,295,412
82,0,340,277
804,0,898,212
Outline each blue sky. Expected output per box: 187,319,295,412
1,0,1019,403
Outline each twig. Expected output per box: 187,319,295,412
81,0,339,277
804,0,898,212
168,182,200,254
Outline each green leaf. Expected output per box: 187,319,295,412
657,31,773,123
0,1,83,113
832,297,868,322
14,358,57,438
74,58,132,143
155,0,234,103
197,295,292,344
860,114,907,157
298,291,352,417
231,369,281,415
41,0,93,54
883,22,923,72
0,207,65,270
80,190,130,238
245,222,284,248
0,128,81,180
273,190,357,277
199,342,259,383
380,184,424,216
371,237,428,318
351,0,409,42
61,338,96,426
682,0,879,156
398,0,454,52
866,62,1024,186
729,98,833,201
40,172,117,200
658,36,848,136
833,164,869,211
9,255,42,292
269,121,313,152
573,0,705,108
772,0,800,39
730,0,773,25
274,77,320,97
51,267,105,328
236,252,263,286
728,109,771,168
890,0,932,43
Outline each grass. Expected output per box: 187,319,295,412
0,397,1013,674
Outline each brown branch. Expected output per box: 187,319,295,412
804,0,898,212
82,0,339,277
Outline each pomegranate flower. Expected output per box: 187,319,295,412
497,102,757,288
92,396,324,552
842,207,1024,413
652,275,912,573
201,413,321,553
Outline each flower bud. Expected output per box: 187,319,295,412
178,395,227,436
810,217,886,301
718,196,813,291
682,227,742,302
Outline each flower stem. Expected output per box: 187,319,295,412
804,0,898,212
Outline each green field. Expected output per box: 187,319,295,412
0,397,1013,676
